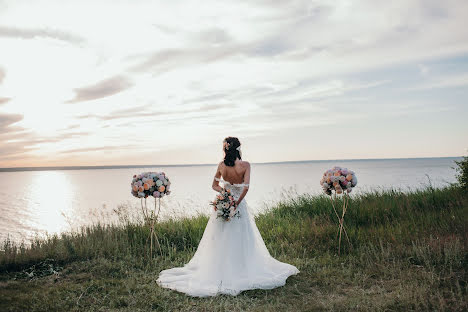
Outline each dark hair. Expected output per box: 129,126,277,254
223,137,241,167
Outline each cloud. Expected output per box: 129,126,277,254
77,104,150,120
0,113,23,130
418,64,430,76
0,97,10,105
0,141,37,159
78,103,226,122
128,44,240,73
0,25,85,44
60,145,133,154
406,72,468,91
0,66,5,84
0,113,35,161
0,114,90,163
195,28,233,44
66,75,134,103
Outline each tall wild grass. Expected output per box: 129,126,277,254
0,186,466,311
1,186,466,272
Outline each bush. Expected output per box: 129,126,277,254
454,155,468,189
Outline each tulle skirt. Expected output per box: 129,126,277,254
156,200,299,297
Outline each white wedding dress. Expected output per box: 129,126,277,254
156,178,299,297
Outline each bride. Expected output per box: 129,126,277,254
157,137,299,297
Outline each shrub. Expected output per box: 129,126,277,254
454,155,468,189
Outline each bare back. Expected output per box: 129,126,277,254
212,158,251,206
214,159,250,185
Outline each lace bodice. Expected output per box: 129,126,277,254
214,177,249,199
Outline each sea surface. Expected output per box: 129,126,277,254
0,157,460,243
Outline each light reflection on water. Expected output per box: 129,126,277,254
25,171,75,238
0,157,460,243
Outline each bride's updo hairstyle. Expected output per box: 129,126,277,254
223,137,241,167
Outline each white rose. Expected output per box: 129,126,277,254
156,180,163,187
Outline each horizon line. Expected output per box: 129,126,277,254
0,156,461,172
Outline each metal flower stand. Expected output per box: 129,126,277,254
141,197,162,257
330,192,352,255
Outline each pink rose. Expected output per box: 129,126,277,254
153,191,160,197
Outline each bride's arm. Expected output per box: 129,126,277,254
212,162,223,192
235,162,250,207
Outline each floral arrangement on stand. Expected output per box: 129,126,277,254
320,166,357,254
131,172,171,257
210,188,239,221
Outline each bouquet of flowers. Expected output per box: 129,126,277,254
131,171,171,257
320,166,357,195
131,172,171,198
320,166,357,255
210,188,239,221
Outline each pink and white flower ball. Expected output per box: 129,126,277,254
131,172,171,198
320,166,357,196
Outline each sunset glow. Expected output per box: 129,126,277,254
1,0,467,167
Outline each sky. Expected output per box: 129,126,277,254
0,0,467,167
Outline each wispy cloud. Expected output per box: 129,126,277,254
0,0,467,165
66,75,134,103
78,103,226,121
128,46,239,73
0,25,85,44
0,112,23,130
60,145,135,154
0,97,10,105
0,66,5,84
406,72,468,91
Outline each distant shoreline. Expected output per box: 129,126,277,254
0,156,461,172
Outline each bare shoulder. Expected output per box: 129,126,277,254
218,161,225,168
239,160,250,168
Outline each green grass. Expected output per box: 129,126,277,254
1,186,467,311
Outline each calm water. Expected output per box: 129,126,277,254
0,157,460,243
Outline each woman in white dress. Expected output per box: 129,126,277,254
157,137,299,297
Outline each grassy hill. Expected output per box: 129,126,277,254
1,186,467,311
